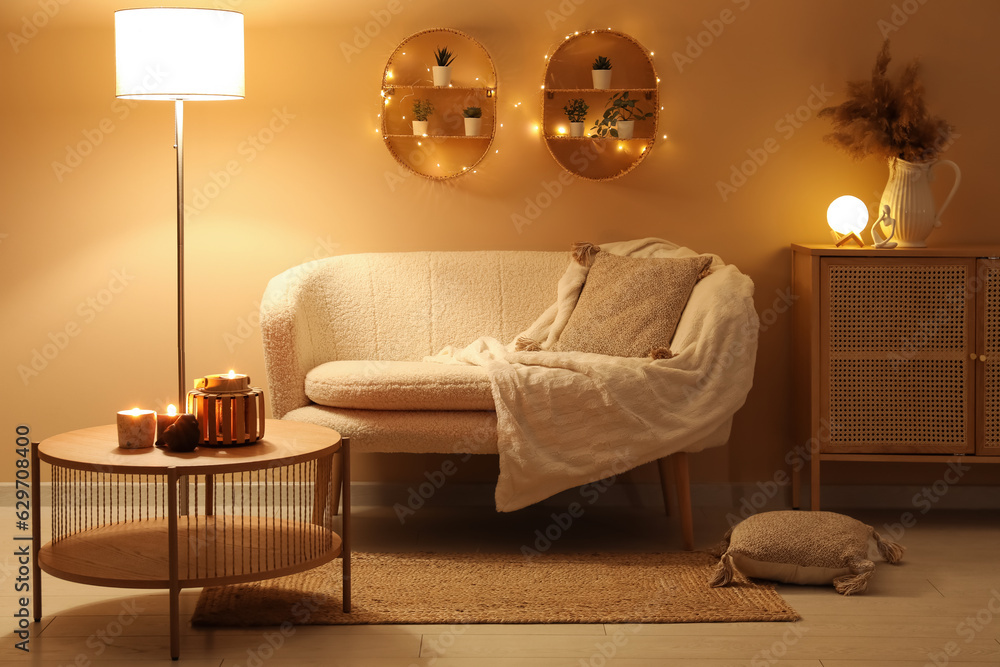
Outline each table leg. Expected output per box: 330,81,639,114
342,437,351,614
167,468,181,660
313,456,332,525
31,442,41,623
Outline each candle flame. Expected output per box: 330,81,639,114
227,370,236,378
128,407,142,416
167,404,177,417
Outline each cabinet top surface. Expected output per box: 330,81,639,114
38,419,340,473
791,243,1000,258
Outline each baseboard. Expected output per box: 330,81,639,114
5,481,999,510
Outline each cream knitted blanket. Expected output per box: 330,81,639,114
426,238,759,511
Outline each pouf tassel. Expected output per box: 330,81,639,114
833,559,875,595
649,347,674,360
708,552,735,588
873,531,905,564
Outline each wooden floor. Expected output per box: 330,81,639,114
4,498,1000,666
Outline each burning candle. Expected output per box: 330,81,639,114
117,408,156,449
195,369,250,393
156,404,181,442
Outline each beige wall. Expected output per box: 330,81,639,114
3,0,1000,492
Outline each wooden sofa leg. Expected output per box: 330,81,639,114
671,452,695,551
330,450,344,516
656,457,675,517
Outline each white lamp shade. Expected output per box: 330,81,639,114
115,8,244,100
827,195,869,235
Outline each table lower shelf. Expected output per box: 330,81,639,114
40,515,341,589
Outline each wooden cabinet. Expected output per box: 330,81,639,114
791,244,1000,509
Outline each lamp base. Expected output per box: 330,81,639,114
832,231,864,248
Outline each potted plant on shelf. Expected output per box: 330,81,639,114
412,98,433,135
592,55,612,89
589,91,652,139
818,40,959,248
463,106,482,136
562,98,589,137
433,46,456,87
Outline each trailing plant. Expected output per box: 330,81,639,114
818,40,953,163
412,98,434,121
462,106,482,118
592,55,612,70
562,98,589,123
589,92,653,137
434,46,456,67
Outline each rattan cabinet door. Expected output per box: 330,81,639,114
978,259,1000,455
820,257,975,454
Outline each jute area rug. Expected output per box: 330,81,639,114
192,552,798,626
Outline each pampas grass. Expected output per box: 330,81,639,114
819,40,953,163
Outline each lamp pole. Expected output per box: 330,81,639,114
175,99,186,409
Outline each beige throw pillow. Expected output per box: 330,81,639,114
708,511,904,595
553,249,712,358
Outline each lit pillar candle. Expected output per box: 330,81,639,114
156,404,181,442
195,369,250,393
117,408,156,449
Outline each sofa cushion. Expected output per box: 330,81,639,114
305,360,495,411
554,250,712,358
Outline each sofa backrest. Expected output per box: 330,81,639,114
297,251,569,362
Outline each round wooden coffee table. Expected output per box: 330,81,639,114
30,420,349,660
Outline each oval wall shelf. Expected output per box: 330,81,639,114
541,29,659,181
380,28,497,180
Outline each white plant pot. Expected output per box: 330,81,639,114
592,69,612,89
569,121,585,137
464,117,482,136
879,158,961,248
432,65,452,87
412,120,429,135
615,120,635,140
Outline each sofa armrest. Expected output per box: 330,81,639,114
260,261,325,418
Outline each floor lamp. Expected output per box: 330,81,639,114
114,8,245,407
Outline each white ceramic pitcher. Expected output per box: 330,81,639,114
878,158,961,248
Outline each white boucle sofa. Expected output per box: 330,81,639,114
260,249,749,549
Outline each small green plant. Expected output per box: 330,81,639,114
412,98,434,121
462,106,482,118
562,98,589,122
592,55,612,70
434,46,456,67
589,92,653,137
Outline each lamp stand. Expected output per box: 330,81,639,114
174,100,186,408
